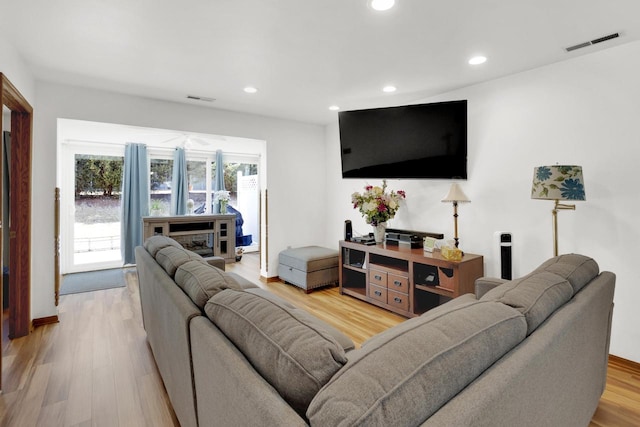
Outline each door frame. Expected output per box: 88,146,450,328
1,73,33,392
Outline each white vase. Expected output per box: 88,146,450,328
372,222,387,243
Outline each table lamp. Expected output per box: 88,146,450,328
531,165,586,256
442,183,470,248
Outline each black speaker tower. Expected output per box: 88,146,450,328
500,233,512,280
344,220,352,241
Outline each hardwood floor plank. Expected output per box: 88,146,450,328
1,256,639,426
36,400,66,427
8,362,52,427
64,371,92,426
136,373,178,427
92,365,119,427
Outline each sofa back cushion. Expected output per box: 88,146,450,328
205,289,349,417
480,271,573,335
534,254,599,294
306,300,526,426
143,235,183,257
174,261,242,309
155,246,204,277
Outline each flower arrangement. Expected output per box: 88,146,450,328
213,190,230,202
351,180,406,226
214,190,231,214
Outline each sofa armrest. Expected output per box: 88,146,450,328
204,256,226,271
475,277,509,299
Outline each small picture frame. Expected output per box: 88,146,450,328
423,237,437,253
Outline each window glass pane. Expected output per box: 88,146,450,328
188,160,207,211
211,161,258,206
150,158,172,215
74,154,123,265
213,160,260,251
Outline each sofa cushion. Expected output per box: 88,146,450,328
480,271,573,335
155,246,205,277
306,300,526,426
144,235,183,257
227,272,260,290
361,293,478,348
534,254,599,294
241,287,354,351
174,261,243,309
205,288,349,416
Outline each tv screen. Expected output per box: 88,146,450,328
339,100,467,179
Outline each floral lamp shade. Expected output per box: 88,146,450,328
531,165,586,201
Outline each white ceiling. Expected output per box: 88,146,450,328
2,0,639,124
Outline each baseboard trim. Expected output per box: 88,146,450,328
32,315,60,328
609,354,640,373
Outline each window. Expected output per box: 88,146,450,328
150,157,173,215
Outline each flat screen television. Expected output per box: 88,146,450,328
339,100,467,179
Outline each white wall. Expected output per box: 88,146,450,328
0,36,35,105
325,40,640,363
32,82,325,320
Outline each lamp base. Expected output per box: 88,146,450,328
552,199,576,257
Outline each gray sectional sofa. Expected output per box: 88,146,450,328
136,235,615,427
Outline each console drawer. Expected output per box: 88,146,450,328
387,289,409,311
369,268,388,287
388,273,409,293
369,283,387,303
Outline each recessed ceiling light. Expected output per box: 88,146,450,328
382,85,397,93
370,0,395,11
244,86,258,93
468,56,487,65
329,105,340,111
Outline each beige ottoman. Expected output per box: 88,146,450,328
278,246,339,293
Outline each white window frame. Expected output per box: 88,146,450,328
60,141,125,273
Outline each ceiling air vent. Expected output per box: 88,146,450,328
565,32,620,52
186,95,215,102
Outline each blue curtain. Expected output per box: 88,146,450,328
213,149,225,213
171,147,188,215
121,143,149,265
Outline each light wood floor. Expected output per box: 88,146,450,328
1,253,639,426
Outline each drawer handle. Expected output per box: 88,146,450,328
394,297,402,303
374,275,382,281
374,290,382,297
393,280,402,286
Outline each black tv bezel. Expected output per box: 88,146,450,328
338,100,468,180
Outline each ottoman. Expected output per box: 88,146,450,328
278,246,339,293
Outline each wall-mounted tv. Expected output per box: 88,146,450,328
339,100,467,179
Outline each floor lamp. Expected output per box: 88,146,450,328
531,165,586,256
442,183,470,248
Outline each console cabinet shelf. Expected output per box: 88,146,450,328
143,215,236,263
339,240,484,317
